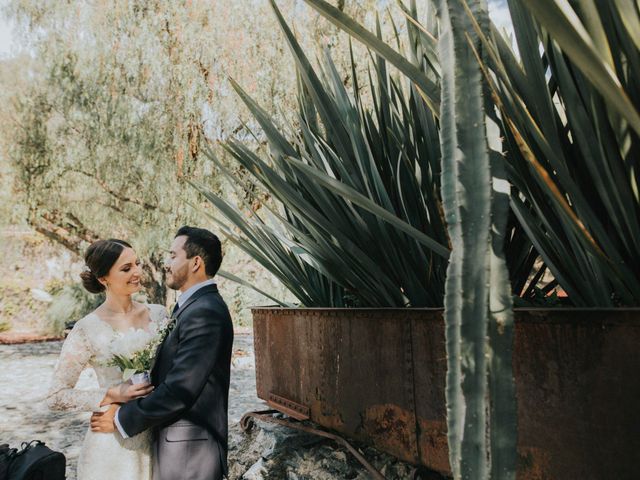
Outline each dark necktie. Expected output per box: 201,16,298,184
171,302,180,318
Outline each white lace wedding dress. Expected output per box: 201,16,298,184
46,304,169,480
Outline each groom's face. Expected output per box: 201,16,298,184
165,235,190,291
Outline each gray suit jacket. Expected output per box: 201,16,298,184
118,285,234,478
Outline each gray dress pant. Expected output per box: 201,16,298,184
153,419,223,480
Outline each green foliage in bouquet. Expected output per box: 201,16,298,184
108,319,174,381
109,350,155,382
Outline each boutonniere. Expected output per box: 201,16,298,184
158,315,177,341
148,315,177,371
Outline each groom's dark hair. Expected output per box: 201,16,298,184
175,226,222,277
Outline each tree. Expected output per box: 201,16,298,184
2,0,401,309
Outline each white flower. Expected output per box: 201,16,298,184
110,328,158,359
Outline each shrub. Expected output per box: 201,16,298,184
45,284,105,335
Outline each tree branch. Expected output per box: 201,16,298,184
67,168,159,211
31,209,100,256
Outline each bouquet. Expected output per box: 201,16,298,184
108,328,161,384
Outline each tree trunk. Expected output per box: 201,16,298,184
141,252,167,305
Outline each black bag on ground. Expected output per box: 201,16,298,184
0,444,12,480
0,441,65,480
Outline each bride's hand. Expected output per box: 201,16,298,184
105,382,154,404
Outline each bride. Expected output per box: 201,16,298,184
47,239,169,480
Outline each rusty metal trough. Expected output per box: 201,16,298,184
251,307,640,479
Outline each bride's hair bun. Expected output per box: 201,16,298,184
80,269,105,294
80,239,133,294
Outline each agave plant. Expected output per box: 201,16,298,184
198,0,547,309
475,0,640,307
301,0,640,309
196,1,454,308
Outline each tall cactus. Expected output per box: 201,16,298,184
291,0,519,475
438,0,516,478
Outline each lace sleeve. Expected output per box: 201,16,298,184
46,319,108,412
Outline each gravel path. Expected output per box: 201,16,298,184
0,333,265,479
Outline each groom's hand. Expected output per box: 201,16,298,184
90,404,118,433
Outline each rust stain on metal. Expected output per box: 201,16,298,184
362,404,417,461
310,400,346,431
516,447,552,480
417,419,449,474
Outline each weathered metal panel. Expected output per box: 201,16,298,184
251,308,640,479
253,309,419,462
410,312,449,473
511,309,640,480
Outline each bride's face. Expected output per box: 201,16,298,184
101,247,143,295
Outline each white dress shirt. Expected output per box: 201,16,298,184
175,278,216,309
115,278,217,438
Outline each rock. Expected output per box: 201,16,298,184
232,355,255,369
227,417,431,480
240,458,267,479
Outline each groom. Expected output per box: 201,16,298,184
91,226,234,480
